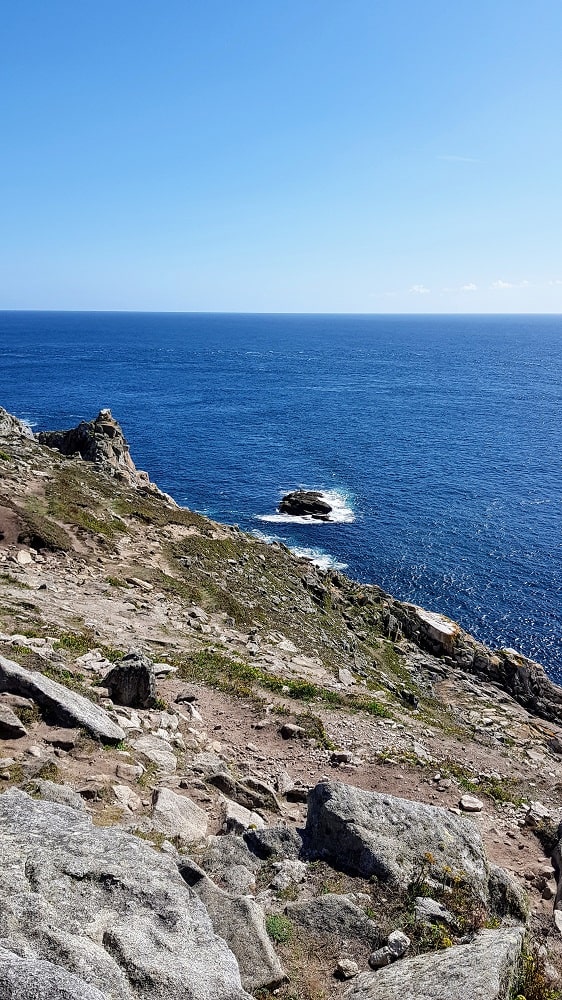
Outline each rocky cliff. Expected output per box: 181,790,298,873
0,405,561,1000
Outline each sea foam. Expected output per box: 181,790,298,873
256,488,355,525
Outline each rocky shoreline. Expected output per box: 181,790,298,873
1,405,562,999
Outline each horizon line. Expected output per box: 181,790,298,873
1,308,561,317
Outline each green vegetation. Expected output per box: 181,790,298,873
265,914,293,944
46,467,126,541
176,648,390,719
53,630,123,663
0,572,30,589
512,947,561,1000
14,500,72,551
443,762,524,806
0,449,11,461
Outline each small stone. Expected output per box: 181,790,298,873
151,787,208,842
387,930,411,957
338,668,355,686
525,800,551,827
112,784,142,811
116,762,144,781
331,750,353,765
414,897,456,925
220,796,265,835
44,728,80,751
369,946,393,968
16,549,33,566
459,794,484,812
280,723,305,739
0,704,27,739
335,958,359,979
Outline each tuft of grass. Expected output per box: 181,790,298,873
42,663,100,701
513,946,561,1000
265,914,293,944
34,761,60,782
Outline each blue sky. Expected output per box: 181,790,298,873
1,0,561,312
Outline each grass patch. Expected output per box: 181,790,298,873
0,449,11,461
0,571,31,590
14,500,72,551
176,648,391,718
44,466,128,542
53,630,123,663
265,914,293,944
444,762,524,806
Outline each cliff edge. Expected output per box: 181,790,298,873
0,405,561,999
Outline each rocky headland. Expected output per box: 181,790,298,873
1,405,562,999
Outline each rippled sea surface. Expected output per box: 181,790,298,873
1,312,560,678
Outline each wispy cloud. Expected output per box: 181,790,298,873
491,279,529,290
438,155,481,163
409,284,430,295
461,283,477,292
548,279,562,286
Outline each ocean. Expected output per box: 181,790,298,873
0,311,560,680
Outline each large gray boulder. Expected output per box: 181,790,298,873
345,927,525,1000
179,857,286,993
0,788,251,1000
306,782,488,897
0,947,107,1000
103,651,157,709
0,654,125,744
151,787,208,842
286,894,380,946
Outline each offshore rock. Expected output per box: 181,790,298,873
0,788,251,1000
0,653,125,744
278,490,332,519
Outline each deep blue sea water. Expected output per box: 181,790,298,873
1,312,560,680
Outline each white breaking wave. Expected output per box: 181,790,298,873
290,546,348,571
251,530,347,571
256,488,355,525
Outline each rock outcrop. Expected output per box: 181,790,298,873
0,789,251,1000
306,781,489,896
179,857,286,992
37,409,156,491
345,927,525,1000
104,650,157,709
278,490,332,519
0,654,125,744
383,598,562,723
0,407,34,440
